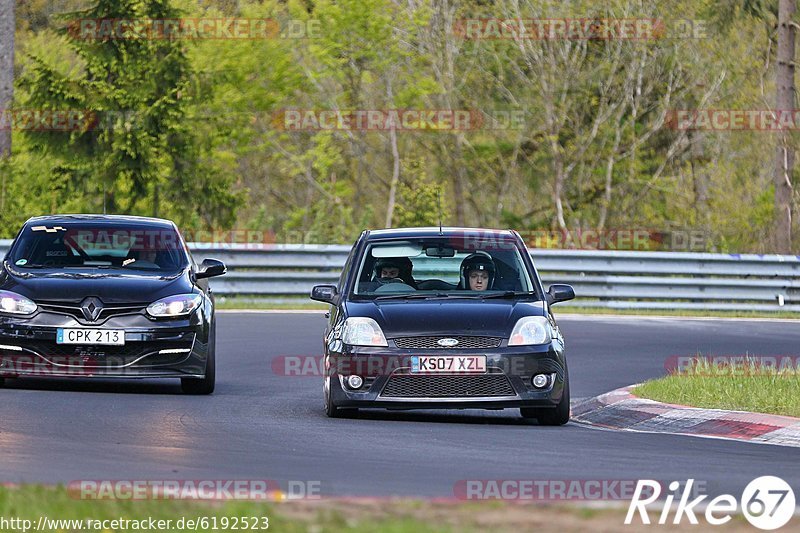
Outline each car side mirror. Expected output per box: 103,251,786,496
547,284,575,305
311,284,338,304
196,258,226,279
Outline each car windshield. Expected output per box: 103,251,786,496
352,237,536,298
7,222,190,273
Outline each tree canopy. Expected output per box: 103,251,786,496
3,0,797,252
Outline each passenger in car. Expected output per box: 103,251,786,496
459,252,496,291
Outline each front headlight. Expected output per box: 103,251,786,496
508,316,552,346
341,317,388,347
0,290,37,315
146,293,202,318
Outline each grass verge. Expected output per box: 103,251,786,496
633,358,800,417
0,485,762,533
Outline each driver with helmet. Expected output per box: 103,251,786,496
459,251,496,291
372,257,418,289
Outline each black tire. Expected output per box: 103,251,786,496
324,382,340,417
0,377,5,387
324,377,357,418
520,372,570,426
181,322,216,395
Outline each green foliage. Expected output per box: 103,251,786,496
4,0,798,251
393,160,448,228
9,0,241,230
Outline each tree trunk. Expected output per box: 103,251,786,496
598,114,625,231
0,0,14,158
774,0,796,252
690,130,709,238
0,0,12,159
451,134,466,226
385,124,400,228
0,0,14,216
384,82,400,228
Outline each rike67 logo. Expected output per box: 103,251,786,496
626,477,795,530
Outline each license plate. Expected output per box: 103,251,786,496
57,328,125,345
411,355,486,374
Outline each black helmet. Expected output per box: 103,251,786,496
459,252,496,288
373,257,412,281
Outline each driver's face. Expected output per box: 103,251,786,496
469,270,489,291
381,267,400,279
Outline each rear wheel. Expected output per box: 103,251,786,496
181,322,215,395
0,377,4,387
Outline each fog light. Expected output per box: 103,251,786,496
347,375,364,389
532,374,549,388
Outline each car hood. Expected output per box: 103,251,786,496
345,298,547,338
0,264,193,304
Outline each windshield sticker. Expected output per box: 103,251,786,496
31,225,66,233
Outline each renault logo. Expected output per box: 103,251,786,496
80,297,103,322
437,338,459,348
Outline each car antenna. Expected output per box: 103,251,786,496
437,186,443,235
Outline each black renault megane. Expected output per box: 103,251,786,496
0,215,226,394
311,227,575,424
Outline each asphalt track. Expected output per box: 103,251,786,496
1,312,799,499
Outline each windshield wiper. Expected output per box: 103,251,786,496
374,292,450,301
425,291,519,300
374,291,530,301
478,291,525,299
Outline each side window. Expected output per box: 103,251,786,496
337,244,357,292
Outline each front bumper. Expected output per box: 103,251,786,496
326,343,567,410
0,309,210,379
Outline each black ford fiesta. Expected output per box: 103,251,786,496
311,227,575,424
0,215,225,394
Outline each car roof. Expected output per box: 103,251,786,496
364,227,517,240
24,214,176,229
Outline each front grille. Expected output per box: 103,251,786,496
38,302,146,321
380,374,516,398
394,336,502,349
4,336,194,368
